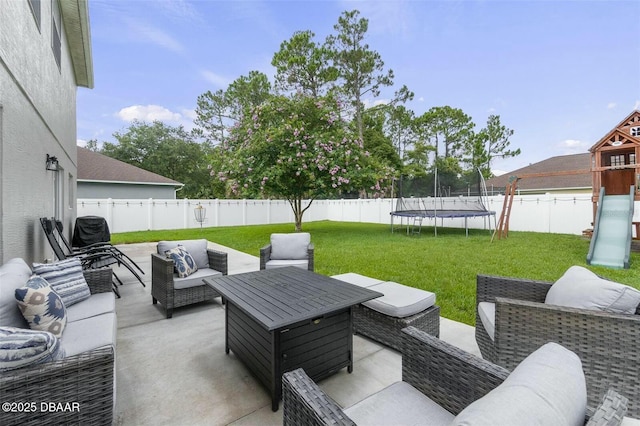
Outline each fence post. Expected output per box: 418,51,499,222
183,199,188,229
106,198,113,231
147,198,153,230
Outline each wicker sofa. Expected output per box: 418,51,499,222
0,258,116,426
152,239,228,318
476,271,640,418
283,327,629,426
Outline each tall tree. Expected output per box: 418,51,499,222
477,114,520,177
362,111,402,171
327,10,395,141
193,89,232,146
213,93,387,231
102,120,215,198
271,30,337,97
417,106,474,159
225,71,272,119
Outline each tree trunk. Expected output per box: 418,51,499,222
288,197,315,232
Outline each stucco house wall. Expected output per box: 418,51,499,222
0,0,92,264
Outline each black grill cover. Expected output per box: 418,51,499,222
72,216,111,247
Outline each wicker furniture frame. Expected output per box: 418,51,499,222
352,303,440,351
282,326,629,426
151,248,227,318
260,242,314,271
476,274,640,417
0,268,115,426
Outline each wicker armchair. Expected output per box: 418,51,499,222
152,243,227,318
260,233,314,271
0,269,115,426
283,327,629,426
476,273,640,417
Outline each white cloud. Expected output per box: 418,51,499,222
418,96,425,102
558,139,588,154
117,105,183,122
200,70,232,88
492,169,507,177
363,98,391,109
125,18,184,53
634,100,640,110
77,139,87,147
607,102,617,109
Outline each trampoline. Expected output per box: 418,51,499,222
390,169,496,236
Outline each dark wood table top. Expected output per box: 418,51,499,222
204,267,383,331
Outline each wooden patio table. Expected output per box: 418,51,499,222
204,267,383,411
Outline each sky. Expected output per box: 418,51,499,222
77,0,640,176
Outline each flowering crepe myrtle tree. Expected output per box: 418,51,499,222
213,93,389,231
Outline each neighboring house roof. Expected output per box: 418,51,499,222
60,0,93,88
77,146,183,187
487,153,591,192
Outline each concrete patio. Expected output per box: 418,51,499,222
112,242,480,425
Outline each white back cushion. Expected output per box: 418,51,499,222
270,233,310,260
546,266,640,314
452,342,587,426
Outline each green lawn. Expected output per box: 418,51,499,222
112,220,640,325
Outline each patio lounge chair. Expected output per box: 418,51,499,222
54,219,144,276
40,217,145,295
283,327,629,425
260,233,314,271
151,239,228,318
475,268,640,417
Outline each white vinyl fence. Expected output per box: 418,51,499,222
77,195,640,236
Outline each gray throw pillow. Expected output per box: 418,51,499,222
545,266,640,314
452,342,586,426
32,258,91,308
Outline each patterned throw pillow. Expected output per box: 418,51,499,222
32,258,91,307
165,245,198,278
0,326,65,372
15,276,67,337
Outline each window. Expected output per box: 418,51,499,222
28,0,41,31
631,126,640,137
610,155,625,167
51,0,61,70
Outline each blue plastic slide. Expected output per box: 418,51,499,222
587,186,635,269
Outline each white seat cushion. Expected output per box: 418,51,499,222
157,239,209,269
546,266,640,314
477,302,495,341
270,233,310,260
265,260,309,270
173,268,222,290
331,273,384,288
66,293,115,323
0,258,32,328
61,312,116,357
363,281,436,318
344,381,454,426
452,342,587,426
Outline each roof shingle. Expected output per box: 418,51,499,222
486,153,591,191
77,146,182,186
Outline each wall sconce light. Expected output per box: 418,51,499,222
46,154,59,171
